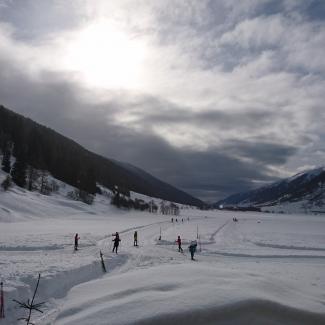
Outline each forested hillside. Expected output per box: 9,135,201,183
0,105,203,206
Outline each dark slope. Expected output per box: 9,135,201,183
114,160,202,206
0,105,203,206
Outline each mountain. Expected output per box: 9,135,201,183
216,167,325,213
0,105,203,207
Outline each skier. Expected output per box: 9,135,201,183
188,240,197,260
176,235,183,253
112,232,121,254
74,233,80,251
171,218,174,223
134,231,138,246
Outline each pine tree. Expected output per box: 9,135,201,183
1,147,11,173
39,170,50,194
11,154,27,188
27,166,38,191
79,167,97,195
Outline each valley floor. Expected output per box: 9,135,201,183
0,190,325,324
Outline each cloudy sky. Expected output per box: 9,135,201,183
0,0,325,202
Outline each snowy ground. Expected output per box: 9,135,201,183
1,186,325,324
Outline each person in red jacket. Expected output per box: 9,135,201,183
176,235,183,253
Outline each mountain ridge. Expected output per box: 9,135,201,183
216,167,325,213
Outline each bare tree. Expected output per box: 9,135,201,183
13,274,45,324
39,170,49,194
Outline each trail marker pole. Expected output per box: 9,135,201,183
197,225,199,239
199,235,202,252
100,250,107,273
0,281,4,319
159,227,161,240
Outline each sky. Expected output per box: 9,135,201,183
0,0,325,202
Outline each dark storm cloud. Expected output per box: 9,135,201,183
138,105,280,131
154,149,277,200
222,140,298,165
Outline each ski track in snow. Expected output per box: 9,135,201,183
209,220,230,242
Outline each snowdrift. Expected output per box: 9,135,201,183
55,263,325,325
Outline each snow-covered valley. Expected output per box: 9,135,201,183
1,185,325,324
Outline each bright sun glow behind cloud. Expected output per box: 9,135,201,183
63,21,147,90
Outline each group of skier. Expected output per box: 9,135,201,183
175,235,197,260
171,217,190,223
112,230,138,253
74,230,198,260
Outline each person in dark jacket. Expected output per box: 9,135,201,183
188,240,197,260
74,233,80,251
134,231,138,246
112,232,121,254
176,235,183,253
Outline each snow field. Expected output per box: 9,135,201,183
1,182,325,324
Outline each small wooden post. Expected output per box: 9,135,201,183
100,250,107,273
0,281,4,319
199,235,202,252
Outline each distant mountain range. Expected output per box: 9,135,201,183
216,167,325,214
0,105,203,207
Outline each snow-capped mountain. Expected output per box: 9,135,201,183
216,167,325,214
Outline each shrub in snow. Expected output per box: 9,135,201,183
1,175,12,191
67,189,79,200
50,180,60,193
160,201,180,215
111,192,129,209
79,190,94,205
67,189,94,205
111,192,120,207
